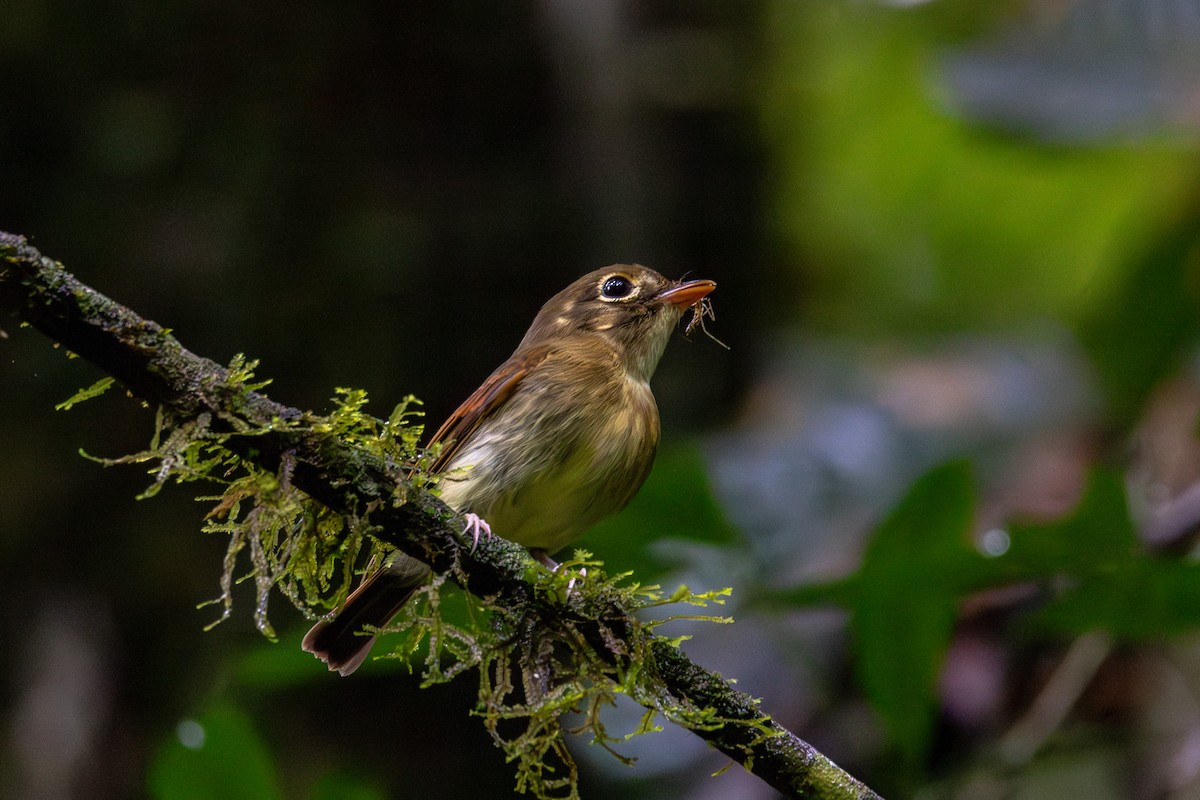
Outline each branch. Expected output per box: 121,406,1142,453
0,231,882,800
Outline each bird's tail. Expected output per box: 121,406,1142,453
301,554,431,676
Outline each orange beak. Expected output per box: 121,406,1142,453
657,278,716,309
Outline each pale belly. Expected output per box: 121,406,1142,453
439,447,617,552
435,377,659,554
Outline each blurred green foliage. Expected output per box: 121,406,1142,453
1014,474,1200,639
765,0,1200,334
149,704,385,800
851,461,976,769
755,7,1200,786
1077,203,1200,427
787,461,1200,786
586,445,741,576
148,706,282,800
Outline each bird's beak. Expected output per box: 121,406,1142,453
657,279,716,309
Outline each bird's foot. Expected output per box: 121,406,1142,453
567,566,587,594
530,549,587,593
464,512,493,552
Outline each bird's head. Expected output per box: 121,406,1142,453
518,265,716,382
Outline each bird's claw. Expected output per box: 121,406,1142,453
566,566,587,594
528,549,583,593
464,512,493,552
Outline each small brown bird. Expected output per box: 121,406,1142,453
302,265,716,674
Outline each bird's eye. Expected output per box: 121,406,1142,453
600,275,636,301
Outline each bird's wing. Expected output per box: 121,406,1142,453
426,346,549,474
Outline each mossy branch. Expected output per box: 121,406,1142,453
0,231,882,800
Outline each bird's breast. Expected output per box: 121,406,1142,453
436,352,660,552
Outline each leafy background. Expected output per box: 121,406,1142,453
3,1,1200,798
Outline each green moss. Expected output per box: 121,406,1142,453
77,359,424,639
56,376,115,410
79,356,742,800
366,551,736,800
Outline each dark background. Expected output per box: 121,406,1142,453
3,1,1200,798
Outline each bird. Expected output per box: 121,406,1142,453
302,265,716,675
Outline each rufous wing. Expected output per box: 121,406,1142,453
426,347,549,474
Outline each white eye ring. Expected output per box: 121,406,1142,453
599,274,639,302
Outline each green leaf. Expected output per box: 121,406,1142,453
147,705,282,800
1009,471,1200,638
852,460,977,765
234,632,342,689
1035,557,1200,638
587,444,740,575
1004,470,1138,578
1076,207,1200,427
765,574,859,608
